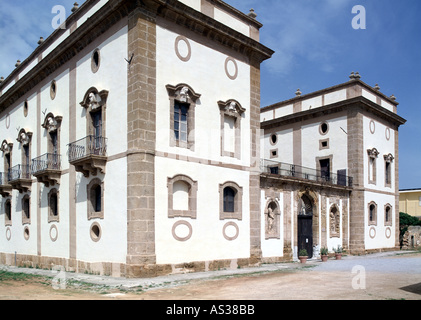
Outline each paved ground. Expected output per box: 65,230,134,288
0,250,420,300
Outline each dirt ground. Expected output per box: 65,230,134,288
0,252,420,301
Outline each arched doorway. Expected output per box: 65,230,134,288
298,194,313,258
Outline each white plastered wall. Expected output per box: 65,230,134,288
154,23,252,264
301,115,348,172
73,25,128,264
362,115,396,250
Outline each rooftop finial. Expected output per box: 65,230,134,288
390,94,396,101
374,84,380,91
15,60,21,68
295,89,302,97
71,2,79,13
248,8,257,19
0,77,4,84
38,37,44,45
349,71,361,80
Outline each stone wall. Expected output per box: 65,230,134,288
401,226,421,249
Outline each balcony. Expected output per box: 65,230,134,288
261,159,353,188
68,135,107,177
9,164,32,193
0,172,12,197
32,153,62,187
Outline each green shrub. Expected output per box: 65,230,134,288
299,249,308,257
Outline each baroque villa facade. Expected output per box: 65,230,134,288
0,0,406,278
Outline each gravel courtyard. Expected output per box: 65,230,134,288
0,251,420,300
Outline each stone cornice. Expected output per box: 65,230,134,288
262,79,399,114
0,0,100,93
261,96,407,130
0,0,274,112
151,0,274,62
0,0,129,112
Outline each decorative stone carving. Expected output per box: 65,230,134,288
384,153,394,163
329,205,340,238
1,140,12,154
367,148,379,158
44,116,58,132
264,199,280,239
178,86,189,103
218,99,246,115
16,129,32,146
80,87,109,110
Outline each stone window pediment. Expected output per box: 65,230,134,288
1,140,13,154
16,128,33,146
166,84,201,105
80,88,109,111
218,99,245,159
42,113,63,133
217,99,246,115
166,84,201,150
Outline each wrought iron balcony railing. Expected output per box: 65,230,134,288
9,164,31,182
68,135,107,162
68,135,107,177
32,153,61,174
261,159,353,188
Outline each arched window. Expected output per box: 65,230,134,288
87,178,104,220
5,199,11,226
48,188,60,223
22,195,31,225
167,175,198,219
219,182,243,220
368,202,377,226
385,204,393,226
223,187,236,213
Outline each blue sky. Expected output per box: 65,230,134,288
0,0,420,189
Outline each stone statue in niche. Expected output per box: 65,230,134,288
267,206,275,233
329,206,340,238
265,200,280,239
330,211,336,233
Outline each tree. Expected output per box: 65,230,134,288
400,212,421,244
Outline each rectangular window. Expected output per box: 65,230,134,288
223,115,236,153
50,131,58,154
320,159,330,181
385,162,391,185
369,157,376,184
223,187,236,213
174,102,188,143
92,111,102,138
